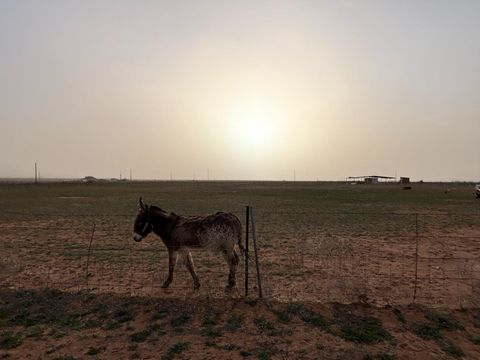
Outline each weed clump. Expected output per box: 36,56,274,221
287,303,328,329
410,322,442,341
273,309,291,324
0,331,22,349
392,308,405,323
440,340,465,358
363,353,396,360
85,346,105,355
424,311,463,331
170,314,190,328
225,314,244,332
161,342,189,360
333,306,392,344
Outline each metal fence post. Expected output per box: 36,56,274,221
250,207,263,298
86,222,96,288
413,213,419,303
245,205,250,297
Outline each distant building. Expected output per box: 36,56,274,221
82,176,98,183
347,175,396,184
399,177,410,184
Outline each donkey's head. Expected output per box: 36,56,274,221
132,197,153,242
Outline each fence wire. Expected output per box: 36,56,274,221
1,210,479,308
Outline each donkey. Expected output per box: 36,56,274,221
132,198,243,291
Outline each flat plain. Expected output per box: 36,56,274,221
1,181,480,359
1,181,480,305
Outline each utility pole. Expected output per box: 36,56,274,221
120,171,122,180
130,169,132,181
170,171,173,181
35,162,38,184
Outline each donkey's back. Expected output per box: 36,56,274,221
172,211,243,252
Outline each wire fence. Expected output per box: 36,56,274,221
1,209,480,308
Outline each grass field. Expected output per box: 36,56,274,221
1,181,480,308
1,180,479,217
1,181,480,359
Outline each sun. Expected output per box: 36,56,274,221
229,106,277,151
240,118,268,145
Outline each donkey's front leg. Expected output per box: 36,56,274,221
162,249,177,288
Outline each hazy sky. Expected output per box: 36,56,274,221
1,0,479,181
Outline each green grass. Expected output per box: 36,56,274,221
225,314,244,332
130,329,152,343
363,353,396,360
338,317,392,344
152,309,168,321
467,333,480,345
85,346,104,355
410,322,442,341
4,300,80,330
254,317,275,333
0,331,22,349
114,308,134,323
333,306,392,344
440,340,464,358
161,342,189,360
287,303,329,329
1,181,478,220
409,311,465,357
273,310,291,324
424,311,463,331
170,314,190,328
253,316,291,336
24,325,43,339
392,308,406,324
202,309,219,327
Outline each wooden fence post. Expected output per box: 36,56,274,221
250,207,263,298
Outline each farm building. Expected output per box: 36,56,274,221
347,175,396,184
81,176,98,183
400,177,410,184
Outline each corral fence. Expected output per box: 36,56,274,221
1,208,480,308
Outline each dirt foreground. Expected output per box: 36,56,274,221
1,288,480,359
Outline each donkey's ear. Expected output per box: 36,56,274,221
139,197,146,211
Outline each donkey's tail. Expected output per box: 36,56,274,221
235,216,245,255
237,232,245,255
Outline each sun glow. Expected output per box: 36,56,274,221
228,102,282,151
238,118,268,145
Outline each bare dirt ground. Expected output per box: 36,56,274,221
2,288,480,360
1,212,480,309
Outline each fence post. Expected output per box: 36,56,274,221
413,213,419,303
250,207,263,299
245,206,250,297
86,222,96,288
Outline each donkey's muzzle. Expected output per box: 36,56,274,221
132,232,143,242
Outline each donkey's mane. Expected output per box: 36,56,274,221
148,205,177,219
148,205,169,214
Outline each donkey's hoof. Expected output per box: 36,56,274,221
161,281,171,289
193,282,201,291
224,285,236,293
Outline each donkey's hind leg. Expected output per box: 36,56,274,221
182,250,200,290
224,249,239,291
